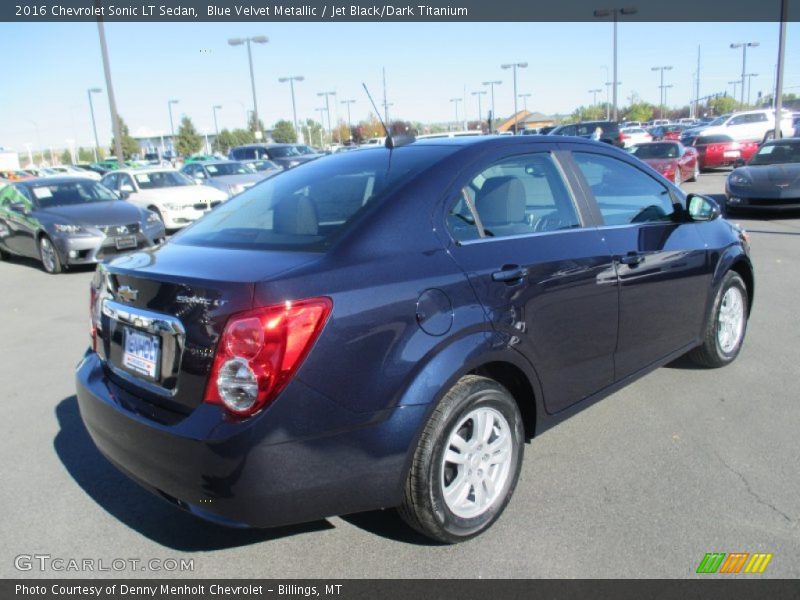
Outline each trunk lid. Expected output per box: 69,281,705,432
94,241,320,416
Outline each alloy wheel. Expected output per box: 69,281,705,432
717,286,745,354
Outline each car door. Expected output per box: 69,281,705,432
443,148,619,414
0,184,38,257
566,149,712,380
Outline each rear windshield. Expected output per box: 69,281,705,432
632,143,680,159
134,171,192,189
206,162,255,176
172,146,455,251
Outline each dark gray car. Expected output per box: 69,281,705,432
229,144,322,170
726,138,800,211
180,160,267,197
0,177,165,274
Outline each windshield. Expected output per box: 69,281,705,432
134,170,193,189
28,180,118,208
172,146,456,251
632,143,680,159
749,142,800,165
205,162,256,176
708,115,729,126
267,146,302,158
294,145,316,155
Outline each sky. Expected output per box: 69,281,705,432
0,20,798,152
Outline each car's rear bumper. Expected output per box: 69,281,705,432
75,351,423,528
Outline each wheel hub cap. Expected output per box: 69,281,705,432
441,406,513,519
717,287,744,353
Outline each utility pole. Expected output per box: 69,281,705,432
96,21,124,163
694,45,701,118
774,0,787,138
472,90,487,126
730,41,759,106
482,80,502,131
501,62,528,134
382,67,390,124
594,6,638,122
450,98,462,131
341,99,356,141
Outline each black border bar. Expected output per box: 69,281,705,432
2,0,799,22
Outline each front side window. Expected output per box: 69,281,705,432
447,153,580,242
572,152,677,226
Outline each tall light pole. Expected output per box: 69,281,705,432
167,99,179,154
518,92,531,112
87,87,102,162
279,76,304,141
317,91,336,143
341,99,356,141
744,73,759,106
602,65,611,119
588,88,602,107
472,90,487,124
482,80,502,130
501,62,527,134
730,41,759,106
594,6,638,122
450,98,462,131
97,21,124,164
663,85,673,114
729,80,741,100
774,0,787,139
228,35,269,139
212,104,222,137
651,65,673,119
315,107,327,146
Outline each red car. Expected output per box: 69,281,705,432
682,134,759,170
652,124,690,141
629,141,700,185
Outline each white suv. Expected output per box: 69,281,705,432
699,109,794,143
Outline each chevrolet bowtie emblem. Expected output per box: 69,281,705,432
117,285,138,302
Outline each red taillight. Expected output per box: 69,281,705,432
89,286,98,352
619,132,628,140
204,297,332,416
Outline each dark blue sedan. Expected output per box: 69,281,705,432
76,135,753,543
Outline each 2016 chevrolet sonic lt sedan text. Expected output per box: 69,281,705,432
76,136,753,543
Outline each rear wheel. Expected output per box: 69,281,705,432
39,235,62,274
399,375,524,543
687,271,748,368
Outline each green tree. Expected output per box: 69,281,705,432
301,119,324,148
272,119,297,143
59,149,72,164
175,116,203,157
248,113,266,136
707,95,736,116
77,147,95,162
110,115,139,160
623,102,655,123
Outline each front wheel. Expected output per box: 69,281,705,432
398,375,524,543
39,235,62,274
687,271,748,368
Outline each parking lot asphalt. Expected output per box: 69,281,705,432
1,169,798,579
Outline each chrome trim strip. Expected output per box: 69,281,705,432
102,300,186,336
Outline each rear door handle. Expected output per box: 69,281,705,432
492,265,528,283
618,252,645,266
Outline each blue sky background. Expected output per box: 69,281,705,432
1,21,798,151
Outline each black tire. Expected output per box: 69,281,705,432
398,375,524,544
38,235,62,274
687,271,748,368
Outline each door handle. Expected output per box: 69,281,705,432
492,265,528,283
618,252,645,266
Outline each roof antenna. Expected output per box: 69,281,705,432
362,82,393,148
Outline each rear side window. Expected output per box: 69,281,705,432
447,153,580,242
572,152,677,226
173,146,455,251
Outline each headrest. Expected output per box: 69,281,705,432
273,195,318,236
475,176,526,224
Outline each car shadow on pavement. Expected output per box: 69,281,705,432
339,511,443,546
54,395,334,551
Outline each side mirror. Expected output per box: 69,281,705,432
10,202,28,214
118,190,131,200
687,194,721,222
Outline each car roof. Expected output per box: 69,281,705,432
104,166,179,175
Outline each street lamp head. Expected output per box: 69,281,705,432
228,38,244,46
482,80,502,86
518,62,528,68
251,35,269,44
501,64,512,69
169,99,179,105
88,87,102,93
593,9,611,17
213,104,222,109
295,76,305,82
620,7,637,15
